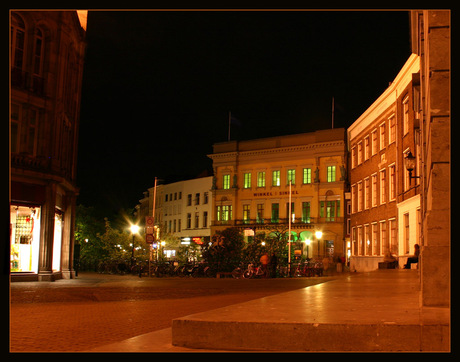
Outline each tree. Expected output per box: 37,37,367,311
74,205,105,270
202,227,244,272
75,205,149,271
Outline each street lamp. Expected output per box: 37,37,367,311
130,224,140,268
404,151,420,185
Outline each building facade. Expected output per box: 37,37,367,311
10,11,86,281
136,176,213,259
411,10,450,307
161,176,213,245
208,129,348,261
348,54,421,272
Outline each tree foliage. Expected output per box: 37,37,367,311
201,227,245,271
75,205,148,271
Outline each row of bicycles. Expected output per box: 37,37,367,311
95,258,327,278
231,259,326,279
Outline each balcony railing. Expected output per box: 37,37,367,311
212,217,344,228
11,68,45,96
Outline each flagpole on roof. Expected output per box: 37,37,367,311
332,97,335,129
228,111,231,141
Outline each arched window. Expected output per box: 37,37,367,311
32,27,46,95
11,13,26,71
33,28,44,76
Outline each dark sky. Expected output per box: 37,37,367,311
76,10,411,216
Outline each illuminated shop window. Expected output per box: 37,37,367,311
10,205,41,273
52,213,62,271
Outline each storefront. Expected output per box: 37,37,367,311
10,205,41,273
10,204,65,277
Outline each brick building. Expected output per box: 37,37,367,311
411,10,450,307
348,54,421,271
10,11,86,281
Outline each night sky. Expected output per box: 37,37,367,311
76,10,411,217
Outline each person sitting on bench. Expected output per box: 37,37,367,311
404,244,420,269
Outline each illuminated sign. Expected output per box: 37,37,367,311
192,237,203,245
253,190,299,197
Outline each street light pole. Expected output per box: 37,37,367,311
288,180,292,277
130,224,140,269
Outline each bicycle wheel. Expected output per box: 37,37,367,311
232,268,242,279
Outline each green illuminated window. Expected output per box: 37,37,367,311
223,174,231,189
303,168,311,184
257,172,265,187
320,200,340,221
257,204,264,223
287,169,295,184
243,173,251,188
217,205,232,222
327,166,336,182
243,204,250,223
272,170,280,186
302,202,311,223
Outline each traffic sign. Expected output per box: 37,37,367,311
146,234,155,244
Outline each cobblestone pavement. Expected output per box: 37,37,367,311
10,272,337,352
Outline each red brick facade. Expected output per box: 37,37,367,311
348,54,421,271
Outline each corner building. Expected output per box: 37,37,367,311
10,11,86,281
208,129,348,261
348,54,422,271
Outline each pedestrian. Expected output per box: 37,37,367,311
260,253,269,277
322,256,329,275
269,252,278,278
404,244,420,269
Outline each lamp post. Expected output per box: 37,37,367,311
306,239,311,259
130,224,140,269
288,180,292,277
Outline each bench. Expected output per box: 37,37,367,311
378,261,397,269
216,272,233,278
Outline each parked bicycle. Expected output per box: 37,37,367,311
243,263,268,279
191,262,213,278
231,264,244,279
294,259,323,277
